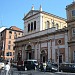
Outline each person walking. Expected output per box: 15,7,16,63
4,61,10,75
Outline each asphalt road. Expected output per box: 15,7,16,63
0,67,54,75
1,67,75,75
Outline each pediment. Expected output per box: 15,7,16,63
24,10,40,19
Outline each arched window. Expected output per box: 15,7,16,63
28,23,30,32
34,21,36,30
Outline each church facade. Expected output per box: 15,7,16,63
14,6,69,63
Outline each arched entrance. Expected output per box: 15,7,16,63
26,45,34,59
40,50,47,63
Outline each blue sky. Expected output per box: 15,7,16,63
0,0,73,30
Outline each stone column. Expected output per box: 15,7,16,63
34,43,38,60
48,39,52,62
38,42,41,63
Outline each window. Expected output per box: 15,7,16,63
9,31,12,34
6,52,12,56
1,33,2,36
72,10,75,17
34,21,36,30
72,28,75,36
9,41,11,44
31,22,33,31
14,32,16,34
13,46,15,50
18,32,20,35
8,45,11,50
6,52,9,56
45,21,50,29
73,51,75,62
14,34,17,39
10,52,12,56
28,23,30,32
9,35,11,39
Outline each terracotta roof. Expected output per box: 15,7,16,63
10,26,22,31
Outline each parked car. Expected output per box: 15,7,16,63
17,59,38,71
0,62,5,70
46,62,58,72
24,59,38,70
59,63,75,73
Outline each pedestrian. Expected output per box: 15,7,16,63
40,62,43,71
4,61,10,75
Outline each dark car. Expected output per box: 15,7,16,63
60,63,75,73
24,59,38,70
46,62,58,72
17,59,38,71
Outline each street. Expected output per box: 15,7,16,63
1,67,75,75
0,67,54,75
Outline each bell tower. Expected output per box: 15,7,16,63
66,1,75,63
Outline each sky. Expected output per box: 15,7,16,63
0,0,73,30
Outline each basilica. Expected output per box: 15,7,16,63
14,1,75,64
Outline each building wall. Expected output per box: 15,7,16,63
0,27,23,60
24,10,67,36
15,28,68,63
24,14,40,35
66,2,75,62
15,8,68,63
42,13,67,30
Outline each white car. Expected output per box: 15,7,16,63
0,62,5,69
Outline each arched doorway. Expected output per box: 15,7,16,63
40,50,47,63
26,45,34,59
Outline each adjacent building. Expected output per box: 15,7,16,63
14,6,68,64
66,1,75,63
0,26,23,60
